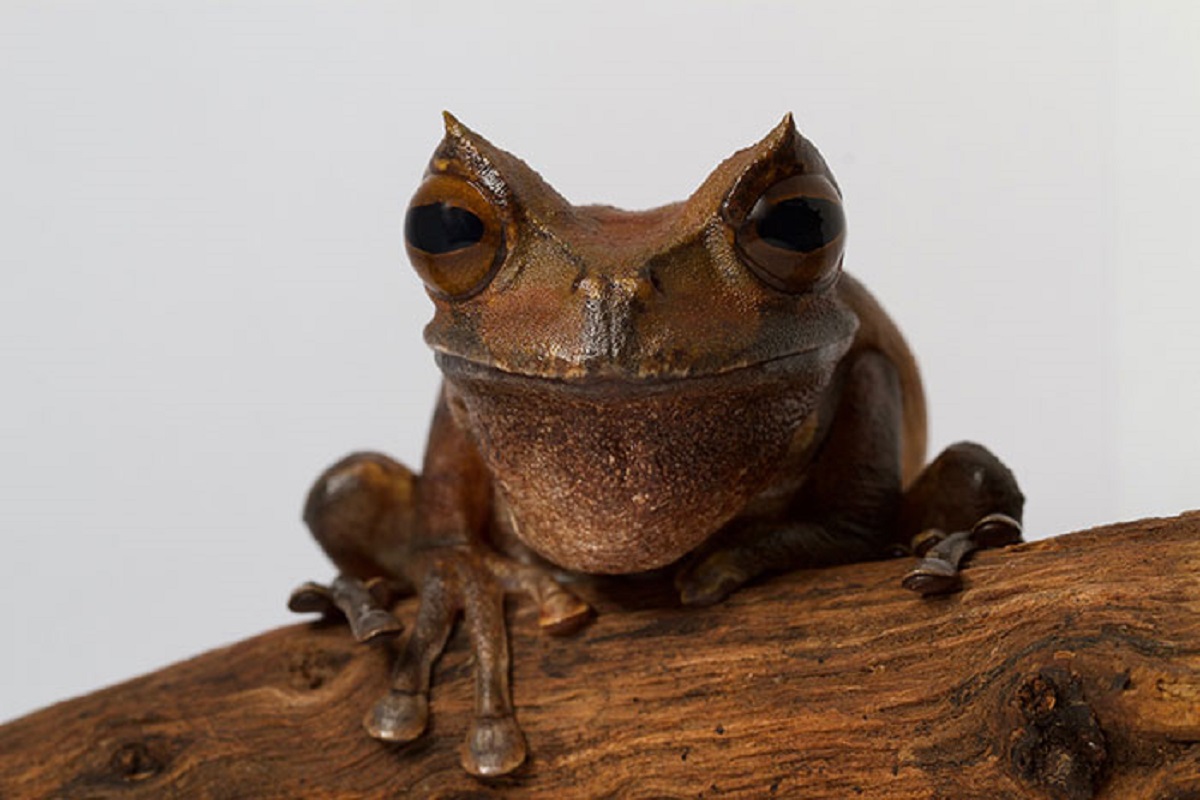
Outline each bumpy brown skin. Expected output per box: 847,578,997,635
289,114,1024,778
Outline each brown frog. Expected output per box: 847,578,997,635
289,113,1024,777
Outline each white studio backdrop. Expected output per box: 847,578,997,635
1,1,1197,724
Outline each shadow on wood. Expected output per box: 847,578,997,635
1,514,1198,799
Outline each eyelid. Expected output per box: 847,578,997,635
760,173,841,205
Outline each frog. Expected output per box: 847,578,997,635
288,112,1024,778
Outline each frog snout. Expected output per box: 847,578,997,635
575,275,653,365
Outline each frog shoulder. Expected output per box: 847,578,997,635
836,272,928,484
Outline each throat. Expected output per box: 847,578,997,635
446,367,835,574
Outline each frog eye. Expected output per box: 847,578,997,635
736,174,845,293
404,174,506,298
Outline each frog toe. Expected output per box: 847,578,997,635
287,581,337,616
901,556,963,596
351,608,405,643
480,552,592,635
537,588,591,635
971,512,1022,548
289,575,404,643
461,714,527,778
676,554,749,607
363,689,429,743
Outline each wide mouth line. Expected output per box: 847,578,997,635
433,346,832,389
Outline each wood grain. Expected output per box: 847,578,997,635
2,513,1198,799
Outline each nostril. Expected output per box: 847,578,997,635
645,268,665,295
609,276,645,300
571,274,604,297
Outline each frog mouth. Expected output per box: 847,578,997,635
433,344,845,394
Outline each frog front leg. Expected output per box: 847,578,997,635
290,389,590,777
676,352,1022,606
675,351,1024,605
676,350,907,605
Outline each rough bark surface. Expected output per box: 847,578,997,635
2,514,1198,799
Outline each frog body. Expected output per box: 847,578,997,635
289,114,1024,777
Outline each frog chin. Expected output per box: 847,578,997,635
438,350,841,576
506,501,710,574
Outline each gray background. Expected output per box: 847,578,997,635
2,1,1197,723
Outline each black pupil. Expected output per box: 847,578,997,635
755,197,842,252
405,203,485,254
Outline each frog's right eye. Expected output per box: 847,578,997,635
405,175,506,298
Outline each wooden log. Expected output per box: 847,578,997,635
2,514,1198,799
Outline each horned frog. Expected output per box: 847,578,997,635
289,113,1024,777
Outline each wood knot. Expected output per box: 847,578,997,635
109,741,164,781
286,647,352,691
1007,666,1107,800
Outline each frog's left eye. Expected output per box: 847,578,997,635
735,174,845,293
405,174,506,298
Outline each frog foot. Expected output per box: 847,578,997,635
287,575,404,643
674,550,752,607
673,520,872,607
292,450,590,776
902,513,1022,596
350,547,589,778
894,442,1025,596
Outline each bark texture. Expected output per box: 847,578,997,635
1,513,1198,799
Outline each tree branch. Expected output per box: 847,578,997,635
2,514,1198,799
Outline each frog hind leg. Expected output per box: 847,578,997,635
287,451,417,641
898,441,1024,596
